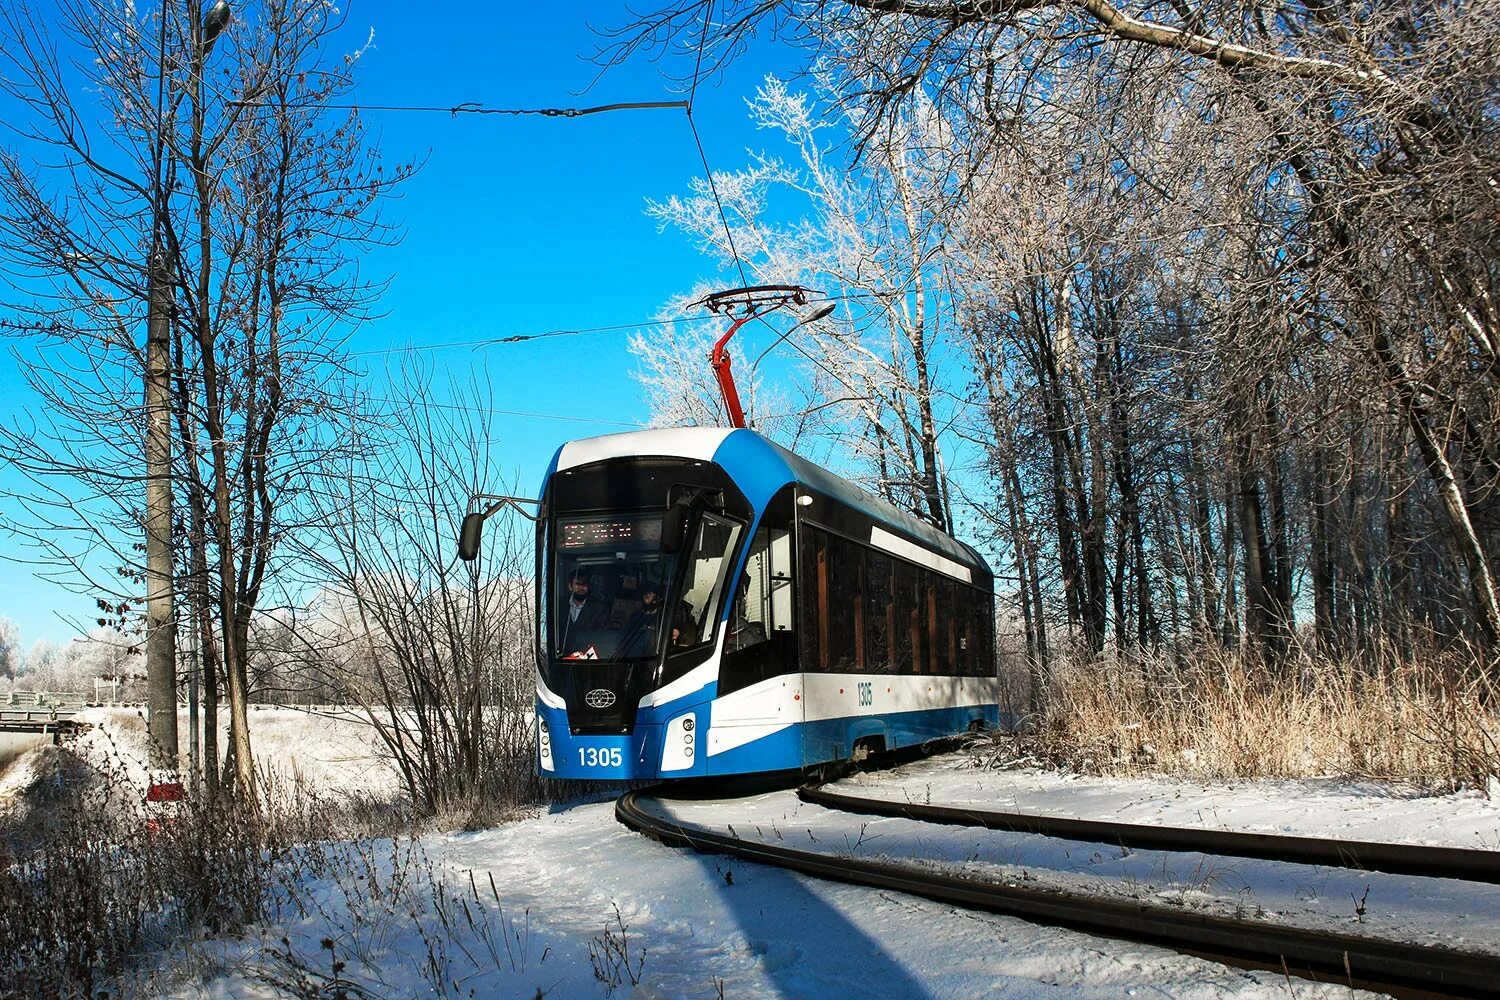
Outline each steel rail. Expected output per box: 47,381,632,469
799,781,1500,885
618,788,1500,999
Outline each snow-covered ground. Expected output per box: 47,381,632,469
649,757,1500,957
840,755,1500,848
0,706,401,819
161,753,1500,999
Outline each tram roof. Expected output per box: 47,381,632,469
554,427,990,579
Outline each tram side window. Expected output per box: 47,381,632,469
728,524,792,651
720,487,799,697
798,521,994,678
956,590,992,677
802,529,828,671
676,513,742,651
800,527,855,673
941,577,958,675
863,549,893,674
955,589,974,675
802,528,881,673
826,533,859,671
888,558,915,674
976,600,996,677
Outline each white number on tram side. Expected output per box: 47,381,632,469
578,747,623,768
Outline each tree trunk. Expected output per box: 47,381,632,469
144,252,178,772
1371,328,1500,642
1309,452,1336,654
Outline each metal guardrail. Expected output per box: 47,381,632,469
1,690,90,730
5,690,87,709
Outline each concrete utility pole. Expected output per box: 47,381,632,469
144,0,231,776
144,244,177,771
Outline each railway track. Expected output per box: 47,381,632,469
617,759,1500,999
800,780,1500,885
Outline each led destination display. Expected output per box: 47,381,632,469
558,516,662,550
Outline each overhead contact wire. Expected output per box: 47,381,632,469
228,99,690,118
684,0,749,287
685,115,749,288
346,315,718,358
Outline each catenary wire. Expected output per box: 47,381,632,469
344,315,720,358
358,396,642,428
231,86,748,291
230,81,940,372
688,0,714,111
226,99,689,118
685,113,749,287
339,287,918,359
684,0,750,287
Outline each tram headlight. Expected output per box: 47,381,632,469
537,714,554,771
661,712,696,773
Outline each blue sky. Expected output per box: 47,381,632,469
0,1,806,646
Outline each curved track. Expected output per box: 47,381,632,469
618,766,1500,999
799,781,1500,885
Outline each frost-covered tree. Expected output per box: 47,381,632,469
617,0,1500,662
0,618,18,681
12,627,140,694
640,78,964,529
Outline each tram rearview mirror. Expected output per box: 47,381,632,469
458,511,484,561
661,501,691,554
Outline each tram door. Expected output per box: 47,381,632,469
720,486,798,698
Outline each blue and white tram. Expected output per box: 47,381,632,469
528,426,997,780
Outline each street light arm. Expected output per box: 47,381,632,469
751,301,837,371
746,302,838,426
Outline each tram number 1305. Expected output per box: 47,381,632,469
578,747,623,768
857,682,873,707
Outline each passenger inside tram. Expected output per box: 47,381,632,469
726,573,768,652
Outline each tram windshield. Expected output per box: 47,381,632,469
550,510,742,664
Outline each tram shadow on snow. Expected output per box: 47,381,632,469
684,846,938,1000
655,762,941,1000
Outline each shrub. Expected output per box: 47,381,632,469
1004,640,1500,790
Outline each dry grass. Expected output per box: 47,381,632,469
0,731,420,999
0,711,600,996
1011,640,1500,791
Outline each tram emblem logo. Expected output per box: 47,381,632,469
584,688,616,709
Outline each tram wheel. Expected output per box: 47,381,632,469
851,735,887,763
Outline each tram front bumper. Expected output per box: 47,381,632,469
536,703,706,780
537,710,661,780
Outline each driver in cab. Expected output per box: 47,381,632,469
559,568,609,658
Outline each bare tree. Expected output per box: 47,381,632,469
642,79,965,527
0,0,413,800
291,369,543,815
0,619,18,682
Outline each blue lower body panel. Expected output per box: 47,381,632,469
538,695,998,781
801,704,998,764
